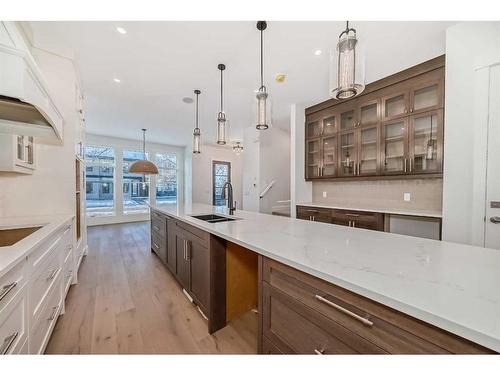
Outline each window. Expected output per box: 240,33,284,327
123,150,150,214
85,145,115,216
212,161,231,206
156,153,177,205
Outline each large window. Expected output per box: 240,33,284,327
85,145,115,216
212,161,231,206
156,153,177,205
123,150,150,214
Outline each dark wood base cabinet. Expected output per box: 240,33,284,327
258,257,493,354
297,205,385,231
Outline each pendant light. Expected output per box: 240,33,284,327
233,141,244,155
255,21,269,130
216,64,227,145
128,129,158,175
331,21,365,100
193,89,202,154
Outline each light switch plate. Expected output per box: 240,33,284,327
322,191,327,198
404,192,411,202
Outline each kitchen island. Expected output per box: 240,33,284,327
150,203,500,353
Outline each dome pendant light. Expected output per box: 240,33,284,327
255,20,269,130
193,89,202,154
128,129,158,175
331,21,365,100
216,64,227,145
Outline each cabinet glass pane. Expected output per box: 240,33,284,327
359,128,377,174
385,94,406,118
383,121,405,173
17,136,24,160
340,110,355,130
27,136,34,165
360,103,378,125
307,121,320,138
412,113,439,172
307,140,320,177
322,136,336,176
413,84,438,112
323,116,336,135
340,133,356,176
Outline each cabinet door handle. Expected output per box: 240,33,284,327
186,241,191,260
47,269,58,281
48,305,59,321
409,108,414,113
348,220,352,227
153,242,160,250
1,332,18,354
317,166,321,177
0,282,17,302
314,348,325,355
352,221,356,228
315,295,373,327
183,239,187,260
404,158,407,173
345,213,359,217
153,225,160,232
490,216,500,224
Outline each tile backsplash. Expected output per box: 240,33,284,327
312,178,443,212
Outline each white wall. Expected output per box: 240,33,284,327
442,22,500,246
192,144,243,207
242,127,260,212
0,46,79,219
85,133,185,226
290,104,312,218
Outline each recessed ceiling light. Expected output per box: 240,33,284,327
116,26,127,34
182,97,194,104
314,49,322,56
275,73,286,83
113,78,121,83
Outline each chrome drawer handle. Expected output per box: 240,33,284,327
47,269,58,281
153,225,160,231
1,332,18,354
314,348,325,355
345,213,360,217
315,295,373,327
48,305,59,321
153,242,160,250
0,282,17,302
490,216,500,224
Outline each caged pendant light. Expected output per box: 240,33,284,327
331,21,365,100
193,89,202,154
255,21,269,130
216,64,227,145
128,129,158,175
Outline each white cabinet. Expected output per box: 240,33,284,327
0,134,36,174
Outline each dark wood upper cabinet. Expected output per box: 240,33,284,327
304,57,445,181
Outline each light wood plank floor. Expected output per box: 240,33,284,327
45,222,257,354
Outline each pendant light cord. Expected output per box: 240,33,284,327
220,68,224,112
142,129,146,160
260,27,264,90
195,91,199,130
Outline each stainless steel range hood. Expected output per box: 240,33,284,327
0,95,57,138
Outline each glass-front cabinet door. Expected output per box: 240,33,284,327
321,135,337,177
322,115,336,136
306,139,321,179
306,118,321,139
358,126,379,176
339,131,357,177
382,90,409,121
358,99,379,127
410,80,443,115
340,108,357,131
381,119,408,175
409,109,443,174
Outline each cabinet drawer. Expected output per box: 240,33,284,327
151,232,167,264
262,283,385,354
30,274,62,354
262,257,492,354
332,209,384,231
151,214,166,239
175,220,210,244
63,250,74,295
30,225,71,271
30,246,61,323
0,260,25,311
296,206,332,223
0,292,27,355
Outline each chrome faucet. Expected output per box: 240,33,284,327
221,181,236,215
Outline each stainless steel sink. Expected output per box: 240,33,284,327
191,214,237,223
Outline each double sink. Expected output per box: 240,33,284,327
191,214,239,223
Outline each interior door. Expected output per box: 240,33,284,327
485,64,500,250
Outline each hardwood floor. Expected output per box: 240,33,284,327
45,222,258,354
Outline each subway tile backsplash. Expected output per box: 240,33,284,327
312,178,443,212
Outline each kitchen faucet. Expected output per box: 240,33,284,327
220,181,236,215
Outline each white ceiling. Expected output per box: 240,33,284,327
28,21,455,147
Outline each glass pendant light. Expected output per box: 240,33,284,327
255,21,269,130
128,129,158,176
193,89,202,154
233,142,244,155
331,21,365,100
216,64,227,145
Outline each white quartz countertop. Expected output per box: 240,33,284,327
151,203,499,351
297,202,443,218
0,214,74,278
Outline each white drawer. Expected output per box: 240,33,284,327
0,291,27,355
29,224,71,271
0,260,26,312
30,274,62,354
29,245,61,323
63,251,74,295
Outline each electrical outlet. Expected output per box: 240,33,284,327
322,191,327,198
404,192,411,202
